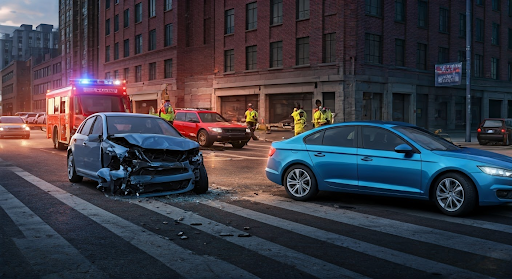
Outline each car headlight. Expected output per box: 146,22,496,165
22,124,27,128
0,127,3,131
478,166,512,177
246,128,251,133
209,127,222,133
25,127,30,131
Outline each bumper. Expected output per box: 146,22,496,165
477,133,507,142
129,171,196,196
0,130,30,137
266,168,282,185
209,133,251,143
472,172,512,205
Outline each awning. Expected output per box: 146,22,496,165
129,90,160,101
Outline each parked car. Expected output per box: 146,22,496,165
173,109,251,148
67,112,208,197
477,118,512,145
36,112,47,124
0,116,31,139
266,121,512,216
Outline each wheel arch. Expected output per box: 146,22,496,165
428,169,480,201
280,161,318,186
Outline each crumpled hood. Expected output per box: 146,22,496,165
433,147,512,168
109,134,199,150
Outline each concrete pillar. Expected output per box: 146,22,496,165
383,84,392,121
335,82,343,123
482,92,489,119
410,92,416,125
501,97,508,118
259,89,266,126
447,95,456,129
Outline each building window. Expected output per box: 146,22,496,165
135,3,142,23
474,54,483,77
416,43,427,70
165,24,173,47
271,0,283,25
438,47,449,64
106,0,110,9
492,0,500,11
270,41,283,68
114,70,119,79
395,39,405,66
246,45,257,70
476,18,484,42
124,39,129,57
492,23,500,45
491,58,499,79
135,65,142,82
115,0,119,4
164,59,173,78
224,49,235,72
105,19,110,35
114,14,119,32
365,33,382,64
509,28,512,49
149,62,156,80
297,0,310,19
439,8,449,33
124,68,129,80
366,0,382,17
323,33,336,63
165,0,172,11
105,72,111,79
124,9,129,28
114,42,119,60
135,34,142,54
476,0,483,5
149,0,156,17
296,37,309,65
105,45,110,62
395,0,405,22
225,9,234,34
149,29,156,51
459,13,466,37
247,2,257,30
418,0,428,28
458,50,466,73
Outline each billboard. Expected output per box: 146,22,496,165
435,62,462,86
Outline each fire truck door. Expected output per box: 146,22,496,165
60,97,69,143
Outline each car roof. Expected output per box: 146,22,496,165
175,109,218,113
94,112,160,118
332,120,416,127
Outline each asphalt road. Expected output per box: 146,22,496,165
0,130,511,278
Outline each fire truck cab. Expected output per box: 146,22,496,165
46,79,131,149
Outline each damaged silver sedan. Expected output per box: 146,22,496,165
67,112,208,197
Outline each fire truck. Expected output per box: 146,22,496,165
46,79,131,149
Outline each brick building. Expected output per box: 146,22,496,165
1,61,31,115
98,0,512,130
31,53,63,112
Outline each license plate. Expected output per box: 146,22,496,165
487,130,494,133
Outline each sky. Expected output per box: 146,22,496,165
0,0,59,28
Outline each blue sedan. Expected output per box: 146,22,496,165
266,121,512,216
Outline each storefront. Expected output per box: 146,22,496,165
220,95,259,122
268,93,313,124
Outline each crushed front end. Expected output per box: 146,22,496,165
97,134,203,197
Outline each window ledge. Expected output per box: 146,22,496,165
296,17,310,22
318,62,337,67
224,33,234,37
164,9,172,12
268,67,283,71
365,14,383,19
243,69,259,73
394,20,405,24
293,64,310,69
439,31,449,34
223,71,235,75
270,23,283,27
246,28,257,33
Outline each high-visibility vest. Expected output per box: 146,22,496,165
159,103,175,121
245,109,258,122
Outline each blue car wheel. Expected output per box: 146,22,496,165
284,165,318,201
433,172,477,216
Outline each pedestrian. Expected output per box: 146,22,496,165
159,99,175,125
292,109,306,136
324,107,332,125
245,103,259,140
313,106,327,128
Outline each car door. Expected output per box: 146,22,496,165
73,116,96,172
357,126,422,196
82,115,104,175
183,112,200,138
306,126,359,190
173,112,187,136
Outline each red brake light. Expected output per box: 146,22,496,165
477,128,481,133
268,146,276,157
502,129,506,133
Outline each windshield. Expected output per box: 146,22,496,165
79,95,125,115
482,120,503,128
393,126,459,151
198,112,228,123
0,117,24,124
106,116,182,137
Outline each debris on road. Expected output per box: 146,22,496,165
178,232,184,236
238,233,251,237
219,233,234,237
190,222,202,226
243,227,250,230
181,236,188,240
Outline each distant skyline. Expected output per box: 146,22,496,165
0,0,59,28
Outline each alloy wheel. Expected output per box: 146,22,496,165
67,155,74,180
436,178,465,212
286,169,311,197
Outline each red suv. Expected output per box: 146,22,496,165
173,109,251,148
477,118,512,145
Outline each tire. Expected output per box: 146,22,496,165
52,127,59,149
231,141,247,149
67,152,83,183
193,164,209,194
432,172,477,216
197,130,213,147
478,140,488,145
24,135,30,139
284,165,318,201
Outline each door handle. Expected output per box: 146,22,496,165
361,157,372,161
314,153,325,157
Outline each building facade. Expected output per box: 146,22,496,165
1,60,31,115
31,53,64,112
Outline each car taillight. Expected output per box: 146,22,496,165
477,128,481,133
268,146,276,157
502,129,506,133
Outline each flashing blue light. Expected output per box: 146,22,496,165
80,79,90,84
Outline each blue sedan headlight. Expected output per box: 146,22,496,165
478,166,512,177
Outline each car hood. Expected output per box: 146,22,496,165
203,122,247,128
108,134,199,150
0,123,26,128
433,147,512,167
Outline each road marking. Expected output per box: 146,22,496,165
202,200,489,278
203,153,267,160
0,185,106,278
12,169,258,279
39,148,66,156
243,195,512,261
135,199,368,279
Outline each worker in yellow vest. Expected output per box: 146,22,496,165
324,107,333,124
291,108,306,136
159,99,175,125
245,103,259,140
313,106,327,128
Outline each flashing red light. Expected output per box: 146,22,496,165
502,129,506,133
268,146,276,157
477,128,481,133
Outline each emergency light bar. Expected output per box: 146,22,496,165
70,79,126,85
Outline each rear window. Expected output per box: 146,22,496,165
0,117,24,123
482,120,504,128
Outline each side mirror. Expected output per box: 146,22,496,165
395,144,413,154
87,134,102,142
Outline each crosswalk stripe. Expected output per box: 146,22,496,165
203,153,267,160
0,184,106,278
244,195,512,261
135,198,368,279
12,168,258,279
202,200,489,278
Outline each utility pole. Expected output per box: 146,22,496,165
465,0,472,142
